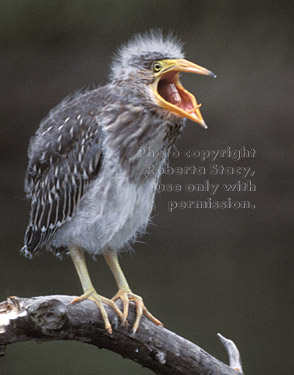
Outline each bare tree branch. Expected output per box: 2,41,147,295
0,296,244,375
218,333,243,373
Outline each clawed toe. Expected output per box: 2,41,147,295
112,290,163,333
70,289,124,334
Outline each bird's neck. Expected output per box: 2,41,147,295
103,103,185,183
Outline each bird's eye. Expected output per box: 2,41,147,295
152,62,162,73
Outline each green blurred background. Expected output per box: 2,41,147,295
0,1,293,374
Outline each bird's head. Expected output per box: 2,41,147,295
110,31,215,128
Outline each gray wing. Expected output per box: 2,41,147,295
22,94,104,256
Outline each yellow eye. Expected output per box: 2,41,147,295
152,62,162,73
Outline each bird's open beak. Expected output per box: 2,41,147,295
151,59,216,129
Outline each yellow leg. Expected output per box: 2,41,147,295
104,249,163,333
69,245,124,334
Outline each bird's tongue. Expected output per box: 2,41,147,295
161,83,182,105
158,82,195,112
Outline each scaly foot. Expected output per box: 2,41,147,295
112,289,163,333
70,288,124,334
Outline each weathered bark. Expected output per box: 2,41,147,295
0,295,243,375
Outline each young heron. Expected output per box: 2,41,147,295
22,31,215,333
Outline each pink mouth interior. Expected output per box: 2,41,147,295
157,74,195,112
